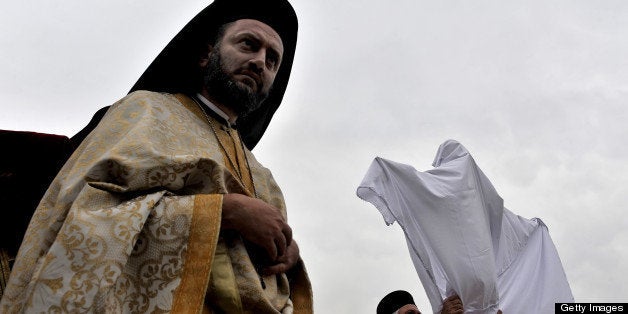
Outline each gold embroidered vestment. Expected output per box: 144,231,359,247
0,91,312,313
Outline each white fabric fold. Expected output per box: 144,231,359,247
357,140,573,313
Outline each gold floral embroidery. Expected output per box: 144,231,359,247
1,91,312,313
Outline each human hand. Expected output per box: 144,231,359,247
441,295,463,314
221,193,292,261
263,240,300,275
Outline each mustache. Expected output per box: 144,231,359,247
237,68,263,91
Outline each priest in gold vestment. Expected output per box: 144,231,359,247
0,0,313,312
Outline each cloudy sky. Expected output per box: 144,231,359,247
2,0,627,312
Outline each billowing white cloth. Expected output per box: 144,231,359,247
357,140,573,314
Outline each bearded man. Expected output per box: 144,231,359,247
0,0,312,312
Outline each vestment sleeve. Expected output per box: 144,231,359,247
1,91,228,313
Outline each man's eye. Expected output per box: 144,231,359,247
267,58,277,68
241,39,254,49
267,53,280,69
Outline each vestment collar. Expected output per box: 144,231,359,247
195,93,236,127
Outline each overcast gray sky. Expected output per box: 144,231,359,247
1,0,627,312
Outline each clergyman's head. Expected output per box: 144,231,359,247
377,290,421,314
199,19,284,118
128,0,297,149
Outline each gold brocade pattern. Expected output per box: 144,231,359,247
0,91,312,313
172,194,221,313
176,95,310,314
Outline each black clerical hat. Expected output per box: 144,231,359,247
71,0,298,150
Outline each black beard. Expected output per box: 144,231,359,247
202,52,268,117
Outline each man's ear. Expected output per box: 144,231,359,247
199,44,213,68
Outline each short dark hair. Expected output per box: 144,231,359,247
377,290,416,314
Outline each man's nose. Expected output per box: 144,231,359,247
248,51,266,73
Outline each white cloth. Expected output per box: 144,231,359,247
357,140,573,314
